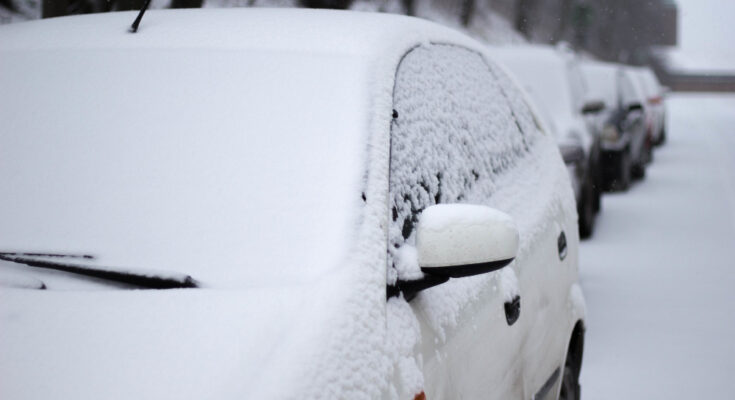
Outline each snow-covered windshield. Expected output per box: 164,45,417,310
581,62,619,109
0,49,369,288
493,49,577,127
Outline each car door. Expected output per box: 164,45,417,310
492,59,579,399
387,43,568,399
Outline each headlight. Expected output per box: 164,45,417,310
601,125,619,142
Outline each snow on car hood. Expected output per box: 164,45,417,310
0,45,370,288
0,278,348,399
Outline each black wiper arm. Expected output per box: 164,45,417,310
129,0,152,33
0,252,197,289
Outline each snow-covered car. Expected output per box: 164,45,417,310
581,60,649,190
490,45,603,239
625,66,656,167
633,67,667,146
0,9,586,400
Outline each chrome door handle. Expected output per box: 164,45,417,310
504,295,521,326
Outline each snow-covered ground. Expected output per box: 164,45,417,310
580,93,735,398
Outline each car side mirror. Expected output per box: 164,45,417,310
418,204,519,276
626,102,643,113
581,100,605,114
387,204,519,301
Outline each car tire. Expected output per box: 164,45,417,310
631,160,646,180
559,364,581,400
592,163,602,213
614,151,632,192
606,150,631,192
578,180,595,239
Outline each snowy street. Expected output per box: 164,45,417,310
580,94,735,398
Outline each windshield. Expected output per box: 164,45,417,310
0,49,369,288
494,50,577,124
581,63,619,109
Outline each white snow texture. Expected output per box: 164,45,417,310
0,9,576,400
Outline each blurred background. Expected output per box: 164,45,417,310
1,0,734,89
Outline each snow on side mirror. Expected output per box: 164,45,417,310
417,204,519,278
386,204,519,301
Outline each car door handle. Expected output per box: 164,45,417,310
504,295,521,326
558,231,567,260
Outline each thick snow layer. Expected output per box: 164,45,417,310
0,9,520,400
581,61,620,109
411,137,573,335
580,94,735,398
417,204,519,268
0,263,45,289
386,42,577,349
417,204,516,232
0,44,370,288
0,275,357,399
0,10,574,399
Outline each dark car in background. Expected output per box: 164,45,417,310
581,61,648,191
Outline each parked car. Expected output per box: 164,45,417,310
0,9,586,400
581,61,649,191
625,66,657,166
491,45,603,238
634,67,668,146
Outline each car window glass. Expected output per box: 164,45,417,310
387,44,540,277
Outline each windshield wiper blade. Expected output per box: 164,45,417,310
0,252,197,289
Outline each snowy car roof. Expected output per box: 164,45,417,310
0,8,472,54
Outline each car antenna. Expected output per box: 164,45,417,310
129,0,152,33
